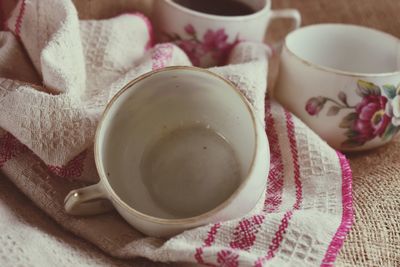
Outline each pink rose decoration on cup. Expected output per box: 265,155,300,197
184,24,195,35
305,80,400,148
305,96,326,115
165,24,239,67
352,95,390,143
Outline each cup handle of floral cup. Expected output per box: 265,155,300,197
267,9,301,51
64,183,114,216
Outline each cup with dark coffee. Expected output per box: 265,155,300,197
153,0,301,67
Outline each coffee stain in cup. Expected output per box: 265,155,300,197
140,124,241,218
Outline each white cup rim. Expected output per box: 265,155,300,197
94,66,263,225
162,0,271,21
284,23,400,77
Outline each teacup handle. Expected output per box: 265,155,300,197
267,9,301,50
64,183,114,216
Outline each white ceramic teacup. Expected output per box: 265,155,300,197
275,24,400,151
64,66,269,237
153,0,301,67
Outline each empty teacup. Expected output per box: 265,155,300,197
275,24,400,151
64,66,270,237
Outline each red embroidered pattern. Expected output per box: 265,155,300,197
229,214,265,251
285,111,303,210
47,150,87,178
254,110,303,266
264,99,284,212
194,223,221,266
14,0,26,38
217,250,239,267
0,132,27,168
254,211,294,267
151,43,173,70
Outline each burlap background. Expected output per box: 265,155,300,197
1,1,400,266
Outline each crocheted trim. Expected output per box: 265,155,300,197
129,12,154,50
320,152,354,266
14,0,26,38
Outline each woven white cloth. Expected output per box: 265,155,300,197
0,0,353,266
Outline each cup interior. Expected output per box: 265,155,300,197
236,0,267,12
170,0,268,15
286,24,400,74
96,67,257,220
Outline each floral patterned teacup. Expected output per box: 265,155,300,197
153,0,301,67
275,24,400,151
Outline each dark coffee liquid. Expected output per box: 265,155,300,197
173,0,255,16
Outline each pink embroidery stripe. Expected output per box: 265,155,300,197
152,43,173,70
14,0,26,38
194,223,221,266
320,152,353,267
254,110,303,266
47,150,87,178
264,99,284,212
255,210,294,267
284,111,302,209
0,132,27,168
130,12,154,50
